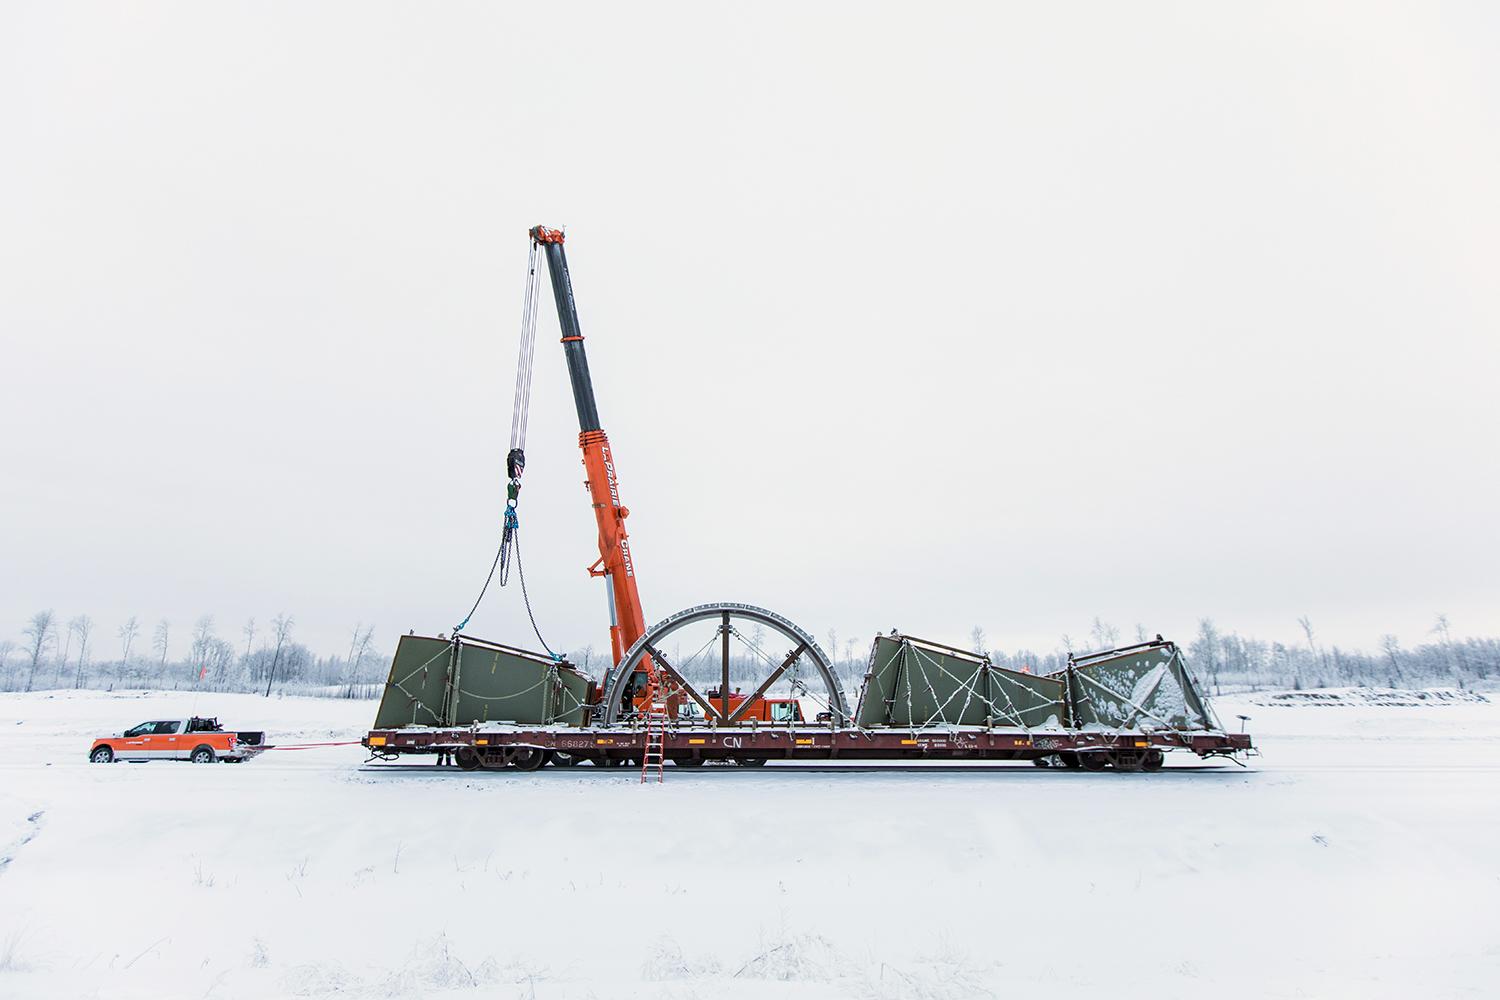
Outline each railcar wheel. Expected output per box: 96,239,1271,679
1058,752,1081,769
1141,748,1165,772
90,746,114,763
1113,751,1144,772
735,757,769,767
510,748,548,771
550,751,581,767
190,746,215,764
674,757,705,767
1078,752,1109,772
455,747,482,771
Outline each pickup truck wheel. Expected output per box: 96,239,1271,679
190,746,216,764
90,746,114,763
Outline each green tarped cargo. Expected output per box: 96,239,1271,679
1062,642,1213,732
855,635,1067,729
372,634,593,730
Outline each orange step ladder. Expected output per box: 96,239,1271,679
641,679,667,784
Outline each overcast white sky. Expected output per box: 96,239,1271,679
2,2,1497,663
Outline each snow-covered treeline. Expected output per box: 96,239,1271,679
974,616,1499,695
0,611,386,698
3,608,1495,698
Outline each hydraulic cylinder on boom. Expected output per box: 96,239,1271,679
529,226,649,669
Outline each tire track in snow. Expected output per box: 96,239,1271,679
0,811,44,875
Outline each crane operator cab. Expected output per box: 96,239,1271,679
620,670,651,715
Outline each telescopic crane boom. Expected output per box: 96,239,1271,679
529,226,648,668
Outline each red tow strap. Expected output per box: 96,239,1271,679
253,740,362,751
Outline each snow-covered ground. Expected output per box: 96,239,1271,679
1,689,1497,999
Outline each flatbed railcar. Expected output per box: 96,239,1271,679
363,723,1252,772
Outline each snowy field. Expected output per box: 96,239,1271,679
1,689,1497,999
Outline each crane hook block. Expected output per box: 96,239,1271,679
507,447,526,481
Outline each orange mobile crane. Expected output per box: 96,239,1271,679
527,226,649,669
522,228,797,733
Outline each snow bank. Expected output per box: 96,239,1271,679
1249,686,1489,707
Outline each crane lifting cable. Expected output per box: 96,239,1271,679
452,235,552,649
501,236,545,585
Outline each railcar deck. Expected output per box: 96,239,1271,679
364,722,1252,771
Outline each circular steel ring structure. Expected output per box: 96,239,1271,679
601,602,850,726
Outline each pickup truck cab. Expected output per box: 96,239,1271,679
88,717,266,764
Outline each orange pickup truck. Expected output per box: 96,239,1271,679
88,716,266,764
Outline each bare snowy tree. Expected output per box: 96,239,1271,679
1089,616,1120,651
23,609,56,692
118,616,140,665
70,614,93,688
190,615,216,674
749,622,766,649
575,643,595,674
55,620,73,686
1432,613,1452,646
242,617,257,664
1192,618,1221,694
1429,613,1468,685
153,619,171,668
264,613,294,697
1380,634,1403,686
340,623,374,696
969,626,987,657
342,623,363,676
1296,615,1328,675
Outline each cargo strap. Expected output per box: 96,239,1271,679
893,641,1040,735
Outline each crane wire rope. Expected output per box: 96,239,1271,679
453,236,556,659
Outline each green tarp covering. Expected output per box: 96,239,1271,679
855,635,1067,729
1063,643,1213,732
372,634,593,729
